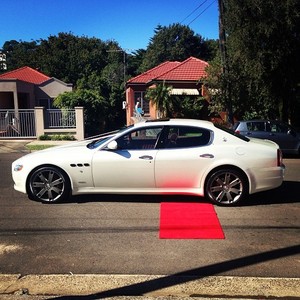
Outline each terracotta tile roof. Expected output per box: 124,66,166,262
127,61,180,84
127,57,208,85
156,57,208,81
0,66,50,84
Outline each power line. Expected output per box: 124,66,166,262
180,0,209,24
187,0,217,26
180,0,217,27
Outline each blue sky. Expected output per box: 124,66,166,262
1,0,219,52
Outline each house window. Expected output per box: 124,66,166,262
38,98,52,109
134,92,149,114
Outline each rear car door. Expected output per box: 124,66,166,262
154,125,213,188
267,121,299,152
244,121,269,139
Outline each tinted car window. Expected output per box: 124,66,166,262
163,126,211,149
269,122,289,133
116,126,163,150
246,121,265,131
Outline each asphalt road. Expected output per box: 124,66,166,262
0,152,299,298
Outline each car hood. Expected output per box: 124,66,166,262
26,141,86,155
14,140,93,164
43,140,92,151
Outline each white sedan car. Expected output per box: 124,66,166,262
12,119,285,206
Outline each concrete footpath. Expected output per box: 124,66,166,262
0,140,31,154
1,140,300,299
0,139,73,154
0,274,299,299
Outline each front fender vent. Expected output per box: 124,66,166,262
70,163,90,167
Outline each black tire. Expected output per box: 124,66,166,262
205,168,248,206
27,166,70,203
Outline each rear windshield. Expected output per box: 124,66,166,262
214,124,250,142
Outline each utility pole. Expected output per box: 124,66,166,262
106,48,134,114
218,0,233,124
106,48,133,90
106,49,126,88
218,0,227,74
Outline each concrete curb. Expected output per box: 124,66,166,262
0,274,299,298
27,140,76,146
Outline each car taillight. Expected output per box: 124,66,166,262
277,149,283,166
235,130,240,134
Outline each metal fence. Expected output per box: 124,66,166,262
0,108,77,139
0,109,36,138
45,109,76,129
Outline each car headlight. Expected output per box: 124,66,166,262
14,164,23,172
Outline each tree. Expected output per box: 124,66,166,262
3,33,123,86
140,23,210,72
216,0,300,124
2,40,39,72
126,49,146,77
53,89,108,136
145,82,207,119
173,95,207,119
36,33,112,84
145,82,173,118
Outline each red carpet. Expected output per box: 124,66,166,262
159,203,225,239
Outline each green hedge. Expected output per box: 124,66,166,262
38,134,76,141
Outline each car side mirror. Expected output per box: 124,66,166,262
107,140,118,150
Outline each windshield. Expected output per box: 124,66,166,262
87,136,112,149
86,125,133,149
214,124,250,142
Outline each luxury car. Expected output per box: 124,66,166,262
12,119,285,206
233,120,300,155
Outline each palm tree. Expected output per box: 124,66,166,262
145,81,174,118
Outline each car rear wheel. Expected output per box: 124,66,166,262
205,168,248,206
28,166,70,203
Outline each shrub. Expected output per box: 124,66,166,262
39,134,52,140
38,134,76,141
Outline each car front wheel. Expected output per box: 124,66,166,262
27,166,70,203
205,168,248,206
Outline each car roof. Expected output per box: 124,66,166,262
133,118,215,129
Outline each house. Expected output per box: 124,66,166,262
125,56,209,125
0,66,73,110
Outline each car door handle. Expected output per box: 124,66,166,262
199,154,214,158
139,155,153,160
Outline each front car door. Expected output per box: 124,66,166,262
91,126,163,190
